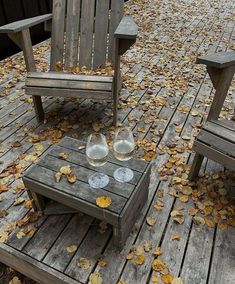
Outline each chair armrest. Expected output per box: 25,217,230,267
114,16,138,39
197,51,235,69
0,14,52,33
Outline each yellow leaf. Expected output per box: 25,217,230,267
181,186,192,195
144,241,152,252
9,276,22,284
117,281,126,284
60,165,71,175
58,152,69,160
24,199,33,209
146,216,157,226
14,197,25,206
171,233,181,241
188,208,199,216
179,195,189,203
134,254,146,265
0,231,8,243
126,252,134,260
193,216,205,226
25,154,38,162
66,245,77,253
98,260,108,267
170,210,184,224
133,244,144,256
77,258,90,270
55,172,62,182
205,218,215,228
67,172,77,184
152,259,169,274
89,272,103,284
218,222,228,231
96,196,112,208
172,277,184,284
16,231,26,239
181,135,191,141
151,274,158,283
161,274,174,284
153,246,162,256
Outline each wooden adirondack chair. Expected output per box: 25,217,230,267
0,0,138,125
189,52,235,180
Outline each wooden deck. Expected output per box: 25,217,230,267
0,0,235,283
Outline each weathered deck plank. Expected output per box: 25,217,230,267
0,0,235,283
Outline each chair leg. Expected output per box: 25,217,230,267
113,90,118,127
32,96,44,122
188,153,204,180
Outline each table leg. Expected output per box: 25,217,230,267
27,189,45,212
113,227,125,249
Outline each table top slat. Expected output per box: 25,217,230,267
37,154,135,198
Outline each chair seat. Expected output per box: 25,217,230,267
193,119,235,170
25,71,114,101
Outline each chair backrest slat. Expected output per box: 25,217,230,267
108,0,124,64
79,0,95,69
93,0,110,69
65,0,81,68
50,0,125,71
50,0,66,71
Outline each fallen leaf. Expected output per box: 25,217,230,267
0,184,8,192
171,233,181,241
188,208,199,216
98,260,108,267
77,258,90,270
89,272,103,284
14,197,25,206
170,210,184,224
144,241,152,252
151,274,159,283
60,165,71,175
205,218,215,228
67,172,77,183
0,210,8,218
146,216,157,226
24,199,33,209
96,196,112,208
152,259,169,274
193,216,205,226
55,172,62,182
134,254,146,265
16,230,26,239
9,276,22,284
66,245,77,253
0,231,8,243
126,252,134,260
172,277,184,284
161,274,174,284
59,152,69,160
153,246,162,256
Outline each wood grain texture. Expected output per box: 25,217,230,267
50,0,66,70
0,14,52,33
93,0,109,69
79,0,95,69
108,0,124,63
65,0,80,68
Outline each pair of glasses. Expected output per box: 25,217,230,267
85,129,135,189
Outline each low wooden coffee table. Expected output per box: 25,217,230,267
23,136,151,248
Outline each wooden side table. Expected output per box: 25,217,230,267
23,136,151,248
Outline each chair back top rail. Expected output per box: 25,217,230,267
50,0,124,71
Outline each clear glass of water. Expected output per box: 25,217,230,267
112,128,135,183
86,133,109,189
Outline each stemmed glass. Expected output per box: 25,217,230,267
86,133,109,189
112,128,135,183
